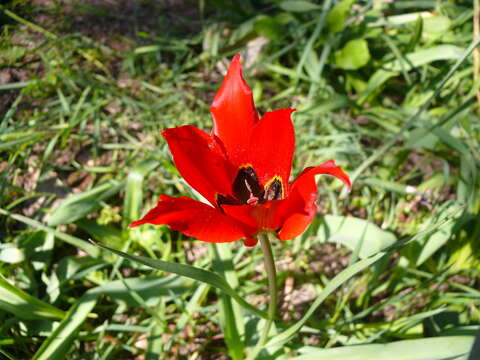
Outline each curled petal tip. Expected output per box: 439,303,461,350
320,160,351,190
243,237,258,247
128,221,140,229
345,179,352,191
282,108,296,117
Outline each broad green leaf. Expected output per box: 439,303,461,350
303,47,320,80
23,231,55,271
266,252,385,347
457,155,477,209
368,12,432,27
416,207,461,266
279,1,321,12
298,95,355,115
32,293,97,360
405,128,438,149
134,44,161,54
213,243,245,360
290,336,474,360
346,72,368,93
441,326,480,337
123,158,159,226
47,179,123,226
345,308,446,342
0,274,65,320
351,39,480,184
94,242,268,319
418,173,446,192
88,275,190,307
432,127,470,155
0,208,99,257
317,215,396,258
467,332,480,360
2,45,26,63
423,15,451,40
360,45,464,103
448,239,478,271
254,15,284,41
76,219,124,249
334,39,371,70
386,45,463,72
0,244,24,263
327,0,355,33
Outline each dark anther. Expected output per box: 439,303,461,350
264,178,283,201
233,166,264,204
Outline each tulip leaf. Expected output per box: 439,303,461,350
334,39,371,70
387,45,463,72
405,128,438,149
213,243,245,360
0,274,65,320
359,45,464,104
317,215,396,259
415,214,458,266
327,0,355,33
32,293,97,360
423,15,451,40
290,336,474,360
279,1,321,12
76,219,124,250
88,275,191,308
0,208,100,257
267,252,385,347
93,241,268,320
47,179,123,226
123,158,159,226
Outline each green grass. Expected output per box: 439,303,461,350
0,0,479,359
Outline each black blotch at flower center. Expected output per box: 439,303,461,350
216,166,283,207
233,166,264,204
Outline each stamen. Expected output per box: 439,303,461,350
233,165,264,204
247,195,259,205
244,179,252,192
264,177,283,201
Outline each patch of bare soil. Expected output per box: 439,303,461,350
31,0,201,48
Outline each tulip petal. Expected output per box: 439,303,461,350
222,201,280,232
294,160,352,191
130,195,254,243
163,125,235,206
276,186,317,241
276,160,351,240
210,54,259,163
244,108,296,188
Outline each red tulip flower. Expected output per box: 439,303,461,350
130,54,351,247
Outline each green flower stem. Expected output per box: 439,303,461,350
248,231,278,359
